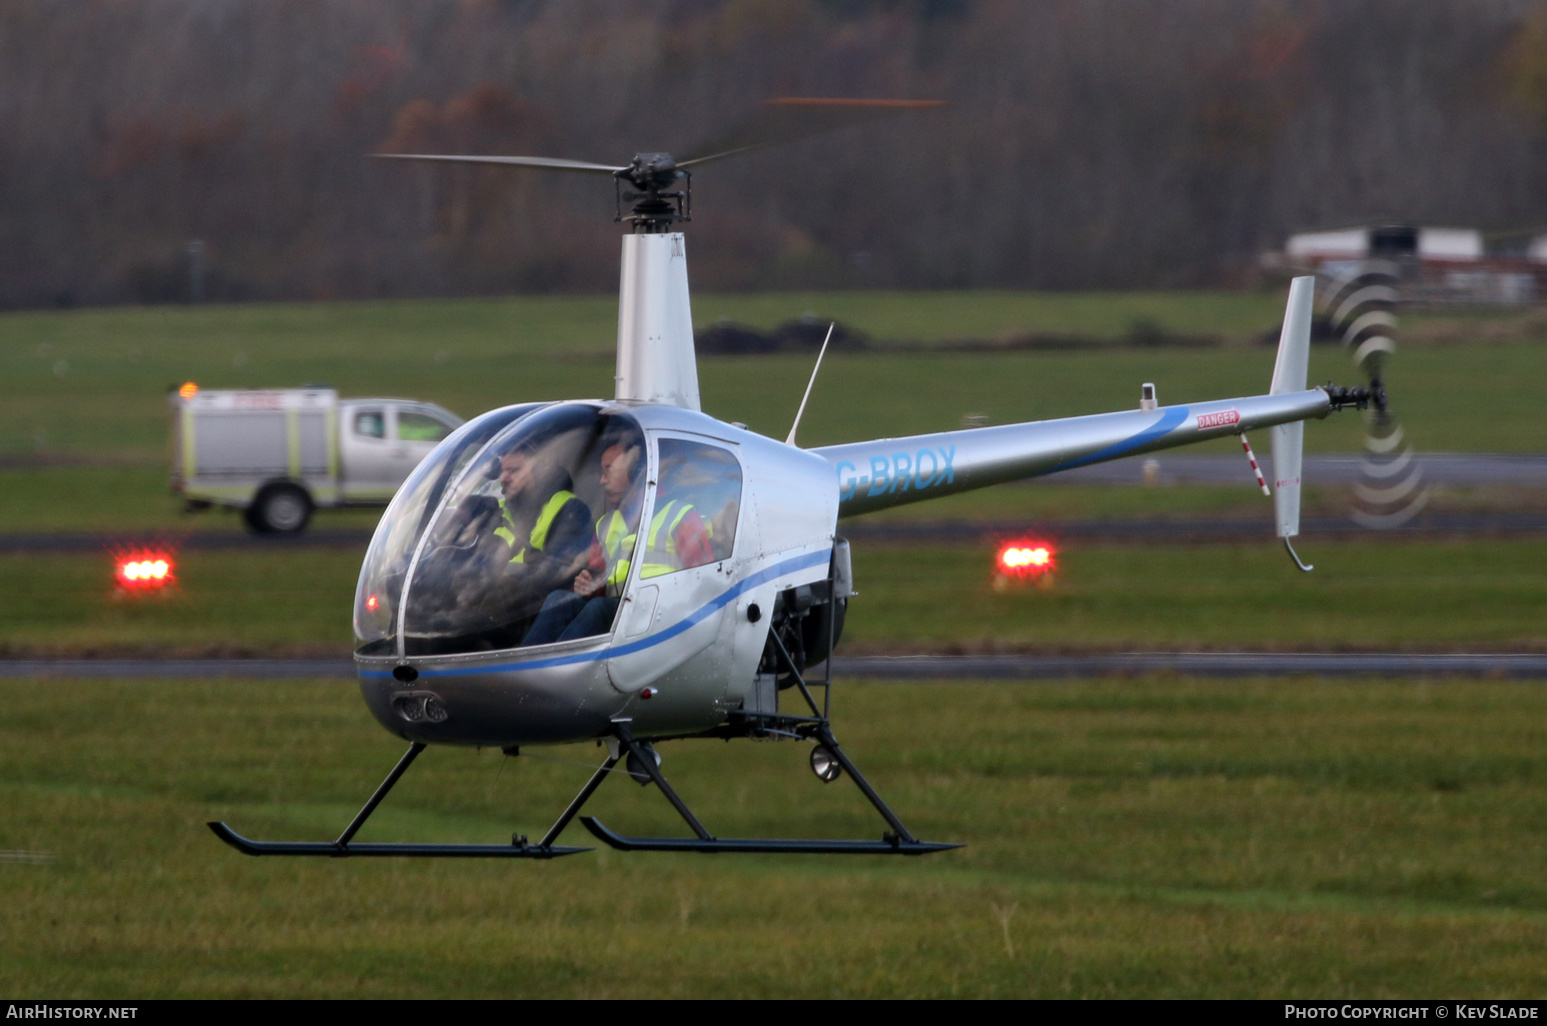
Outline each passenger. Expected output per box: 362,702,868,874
522,437,717,646
522,435,644,644
640,464,714,575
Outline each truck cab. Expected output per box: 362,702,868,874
338,400,461,504
171,386,461,534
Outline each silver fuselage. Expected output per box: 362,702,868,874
354,402,837,747
351,233,1329,751
353,389,1331,748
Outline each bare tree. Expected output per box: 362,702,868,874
1,0,1544,308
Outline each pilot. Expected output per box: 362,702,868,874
491,444,591,574
445,440,591,642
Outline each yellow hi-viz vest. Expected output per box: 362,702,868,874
494,490,577,564
596,499,712,590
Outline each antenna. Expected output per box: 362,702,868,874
785,323,835,447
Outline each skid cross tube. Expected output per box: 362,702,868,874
614,723,714,840
537,752,620,849
336,741,424,847
208,740,591,858
811,724,917,845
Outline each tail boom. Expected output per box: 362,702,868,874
815,388,1331,518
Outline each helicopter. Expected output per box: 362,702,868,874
210,100,1385,860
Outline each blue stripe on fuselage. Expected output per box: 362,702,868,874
360,548,831,679
1046,405,1190,473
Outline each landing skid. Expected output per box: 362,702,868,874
580,818,957,855
208,740,601,859
207,822,588,858
209,636,957,859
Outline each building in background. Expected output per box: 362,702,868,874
1275,223,1547,306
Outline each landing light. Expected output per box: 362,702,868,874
810,745,843,783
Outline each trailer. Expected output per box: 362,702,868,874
170,385,462,534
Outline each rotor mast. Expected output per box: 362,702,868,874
373,100,945,414
612,153,700,410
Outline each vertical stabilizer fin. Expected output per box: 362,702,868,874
615,232,701,410
1270,276,1314,558
1270,275,1314,397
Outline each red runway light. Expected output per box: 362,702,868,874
994,539,1057,590
365,594,379,612
120,559,169,580
112,550,177,592
997,542,1055,576
1000,545,1051,570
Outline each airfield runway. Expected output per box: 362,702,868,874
3,653,1544,679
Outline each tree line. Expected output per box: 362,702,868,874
3,0,1547,309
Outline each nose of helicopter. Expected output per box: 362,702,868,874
356,649,624,748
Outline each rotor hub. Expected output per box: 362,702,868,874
615,153,690,232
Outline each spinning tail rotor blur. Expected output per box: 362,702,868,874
1322,263,1430,529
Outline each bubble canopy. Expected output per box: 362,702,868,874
353,403,643,657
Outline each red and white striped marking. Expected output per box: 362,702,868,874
1239,433,1270,496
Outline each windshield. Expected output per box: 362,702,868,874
353,403,547,655
397,405,645,657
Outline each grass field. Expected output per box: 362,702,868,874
3,292,1545,466
2,676,1544,998
4,537,1542,657
1,290,1543,542
2,293,1544,998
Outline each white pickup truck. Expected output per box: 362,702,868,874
170,386,462,534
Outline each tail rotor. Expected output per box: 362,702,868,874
1321,262,1430,529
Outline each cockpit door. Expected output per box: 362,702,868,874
605,435,744,696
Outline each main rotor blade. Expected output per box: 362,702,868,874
373,153,626,174
678,97,945,169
